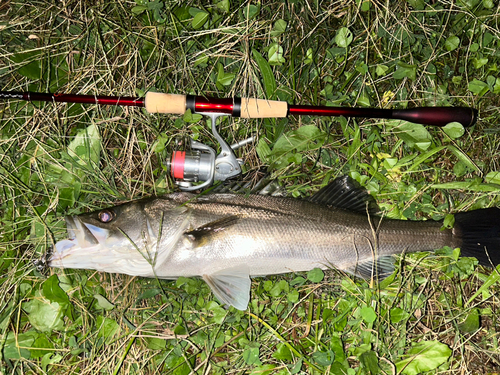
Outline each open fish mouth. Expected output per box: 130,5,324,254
49,216,110,265
47,213,160,276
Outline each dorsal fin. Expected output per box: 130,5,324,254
309,176,379,215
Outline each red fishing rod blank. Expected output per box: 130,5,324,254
0,90,478,128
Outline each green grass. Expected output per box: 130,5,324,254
1,0,500,373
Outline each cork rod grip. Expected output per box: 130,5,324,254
240,98,288,118
144,92,187,114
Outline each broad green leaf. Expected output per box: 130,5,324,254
312,350,335,366
291,359,303,374
304,48,313,64
41,353,63,373
393,62,417,80
3,331,37,359
407,0,425,9
68,124,101,166
193,53,208,67
472,57,488,69
30,334,55,359
183,109,203,123
485,171,500,185
483,0,494,8
385,120,432,151
360,350,380,374
269,280,289,297
243,3,260,20
356,62,368,75
468,79,489,96
252,49,276,99
445,36,460,51
42,275,70,307
396,340,451,375
458,308,480,333
2,331,39,359
447,145,480,173
360,306,377,324
307,268,324,282
272,343,293,361
209,304,227,324
192,11,209,29
131,5,147,14
215,0,230,12
376,64,389,76
270,19,287,36
148,0,163,12
287,289,299,303
356,94,371,107
356,0,371,11
268,43,285,66
243,343,262,365
23,296,65,332
96,316,120,343
487,75,496,90
11,51,42,80
335,27,353,48
174,5,191,20
145,337,166,350
216,63,235,86
390,307,409,323
330,336,346,363
268,125,327,169
442,122,465,139
443,214,455,229
153,133,169,153
94,294,115,311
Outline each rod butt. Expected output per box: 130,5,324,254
392,107,478,128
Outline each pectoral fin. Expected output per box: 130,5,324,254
185,215,240,247
203,265,251,310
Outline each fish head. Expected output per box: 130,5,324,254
49,197,187,276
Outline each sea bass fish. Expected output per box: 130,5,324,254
48,176,500,310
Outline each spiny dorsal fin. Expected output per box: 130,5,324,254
184,215,240,247
309,175,379,215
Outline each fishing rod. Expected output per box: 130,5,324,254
0,91,477,127
0,90,479,190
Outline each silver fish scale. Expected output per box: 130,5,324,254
147,193,454,278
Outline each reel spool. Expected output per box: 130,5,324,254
167,113,254,191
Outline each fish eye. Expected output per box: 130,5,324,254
98,210,115,223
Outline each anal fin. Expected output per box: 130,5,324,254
346,255,395,281
203,265,251,310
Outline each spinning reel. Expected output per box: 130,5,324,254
167,113,254,191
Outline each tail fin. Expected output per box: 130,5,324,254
454,207,500,267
